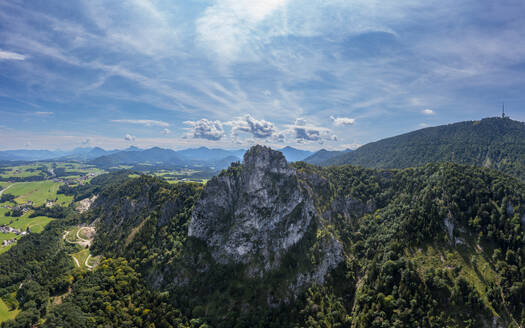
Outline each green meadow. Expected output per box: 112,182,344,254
0,232,17,243
6,181,72,206
0,211,54,234
0,164,47,179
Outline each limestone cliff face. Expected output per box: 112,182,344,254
188,145,343,281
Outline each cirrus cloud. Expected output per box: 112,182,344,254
34,111,54,116
0,50,27,61
112,119,170,127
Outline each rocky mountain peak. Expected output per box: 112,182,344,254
242,144,288,173
188,145,343,281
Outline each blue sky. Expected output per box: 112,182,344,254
1,0,524,151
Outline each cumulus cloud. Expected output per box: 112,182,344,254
330,116,355,126
112,119,170,127
161,128,171,135
230,114,276,139
0,50,26,60
421,109,435,115
285,120,337,143
184,118,225,140
124,134,136,142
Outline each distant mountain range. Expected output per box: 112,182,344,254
322,117,525,180
0,145,317,169
3,117,524,178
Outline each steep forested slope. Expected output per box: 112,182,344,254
324,117,525,180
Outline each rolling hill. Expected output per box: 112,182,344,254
303,148,351,165
323,117,525,179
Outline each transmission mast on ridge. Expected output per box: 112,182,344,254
502,102,505,118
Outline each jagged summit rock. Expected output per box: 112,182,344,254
188,145,343,281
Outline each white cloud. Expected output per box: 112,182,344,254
339,143,362,150
124,134,136,142
0,50,26,60
112,119,170,127
184,118,225,140
330,116,355,126
230,114,276,139
285,120,337,143
34,111,53,116
421,109,435,115
161,128,171,135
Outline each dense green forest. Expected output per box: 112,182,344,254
1,158,524,327
323,117,525,181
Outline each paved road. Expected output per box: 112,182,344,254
0,184,14,197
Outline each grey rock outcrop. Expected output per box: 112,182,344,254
188,145,342,281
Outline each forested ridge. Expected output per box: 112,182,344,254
323,117,525,181
0,156,524,327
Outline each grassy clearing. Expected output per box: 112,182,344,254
71,248,90,269
0,298,19,323
409,242,500,316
